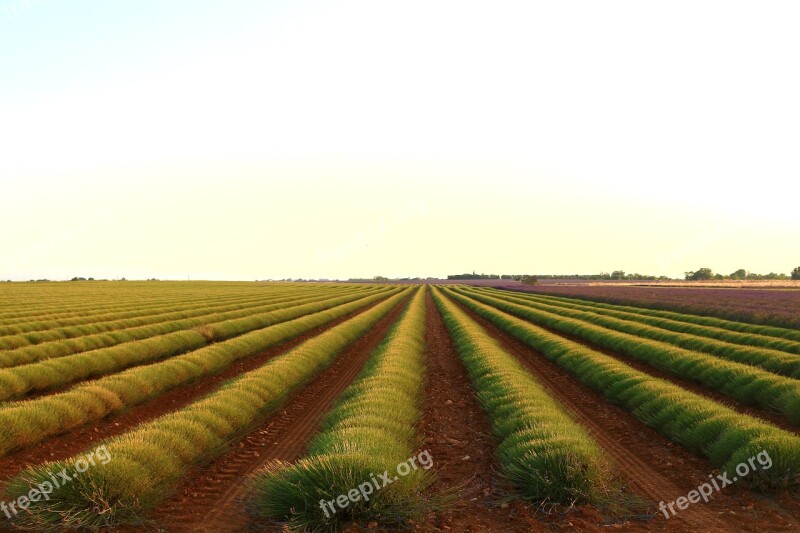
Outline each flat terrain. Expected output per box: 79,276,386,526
0,281,799,532
501,283,800,330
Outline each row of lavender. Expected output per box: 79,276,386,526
498,284,800,330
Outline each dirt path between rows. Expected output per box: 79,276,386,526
147,294,412,532
470,291,800,434
19,293,380,401
407,290,548,532
482,294,800,433
563,330,799,434
0,296,392,489
450,294,800,532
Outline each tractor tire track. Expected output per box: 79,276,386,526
0,296,391,488
449,294,800,532
150,294,412,532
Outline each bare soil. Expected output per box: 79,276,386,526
450,295,800,532
0,297,390,487
486,302,800,435
146,294,411,532
2,290,799,532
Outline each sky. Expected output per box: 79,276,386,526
1,0,798,281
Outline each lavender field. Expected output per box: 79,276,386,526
501,284,800,330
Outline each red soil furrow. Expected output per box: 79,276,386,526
567,333,798,434
499,307,800,435
410,291,548,532
451,296,800,532
148,294,412,532
20,293,381,401
0,297,391,487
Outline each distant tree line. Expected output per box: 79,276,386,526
686,267,800,281
535,271,668,281
448,267,800,283
445,273,539,284
343,277,440,283
447,273,503,280
447,271,667,281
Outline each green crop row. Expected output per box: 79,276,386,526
477,288,800,357
3,289,410,530
0,284,345,337
0,282,360,325
0,288,391,401
0,285,363,350
0,286,384,369
456,288,800,425
469,288,800,376
0,292,224,321
0,285,288,324
0,288,403,458
0,292,239,331
483,288,800,343
444,288,800,488
248,287,429,529
434,288,615,503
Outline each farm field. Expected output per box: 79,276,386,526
1,282,800,532
504,283,800,330
5,0,798,530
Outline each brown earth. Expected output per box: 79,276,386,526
563,330,800,435
0,296,392,487
405,289,549,532
448,292,800,532
2,288,800,532
479,292,800,435
505,284,800,330
146,293,412,532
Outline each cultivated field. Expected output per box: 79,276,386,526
507,283,800,330
1,282,799,532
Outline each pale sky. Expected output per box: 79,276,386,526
1,1,798,281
